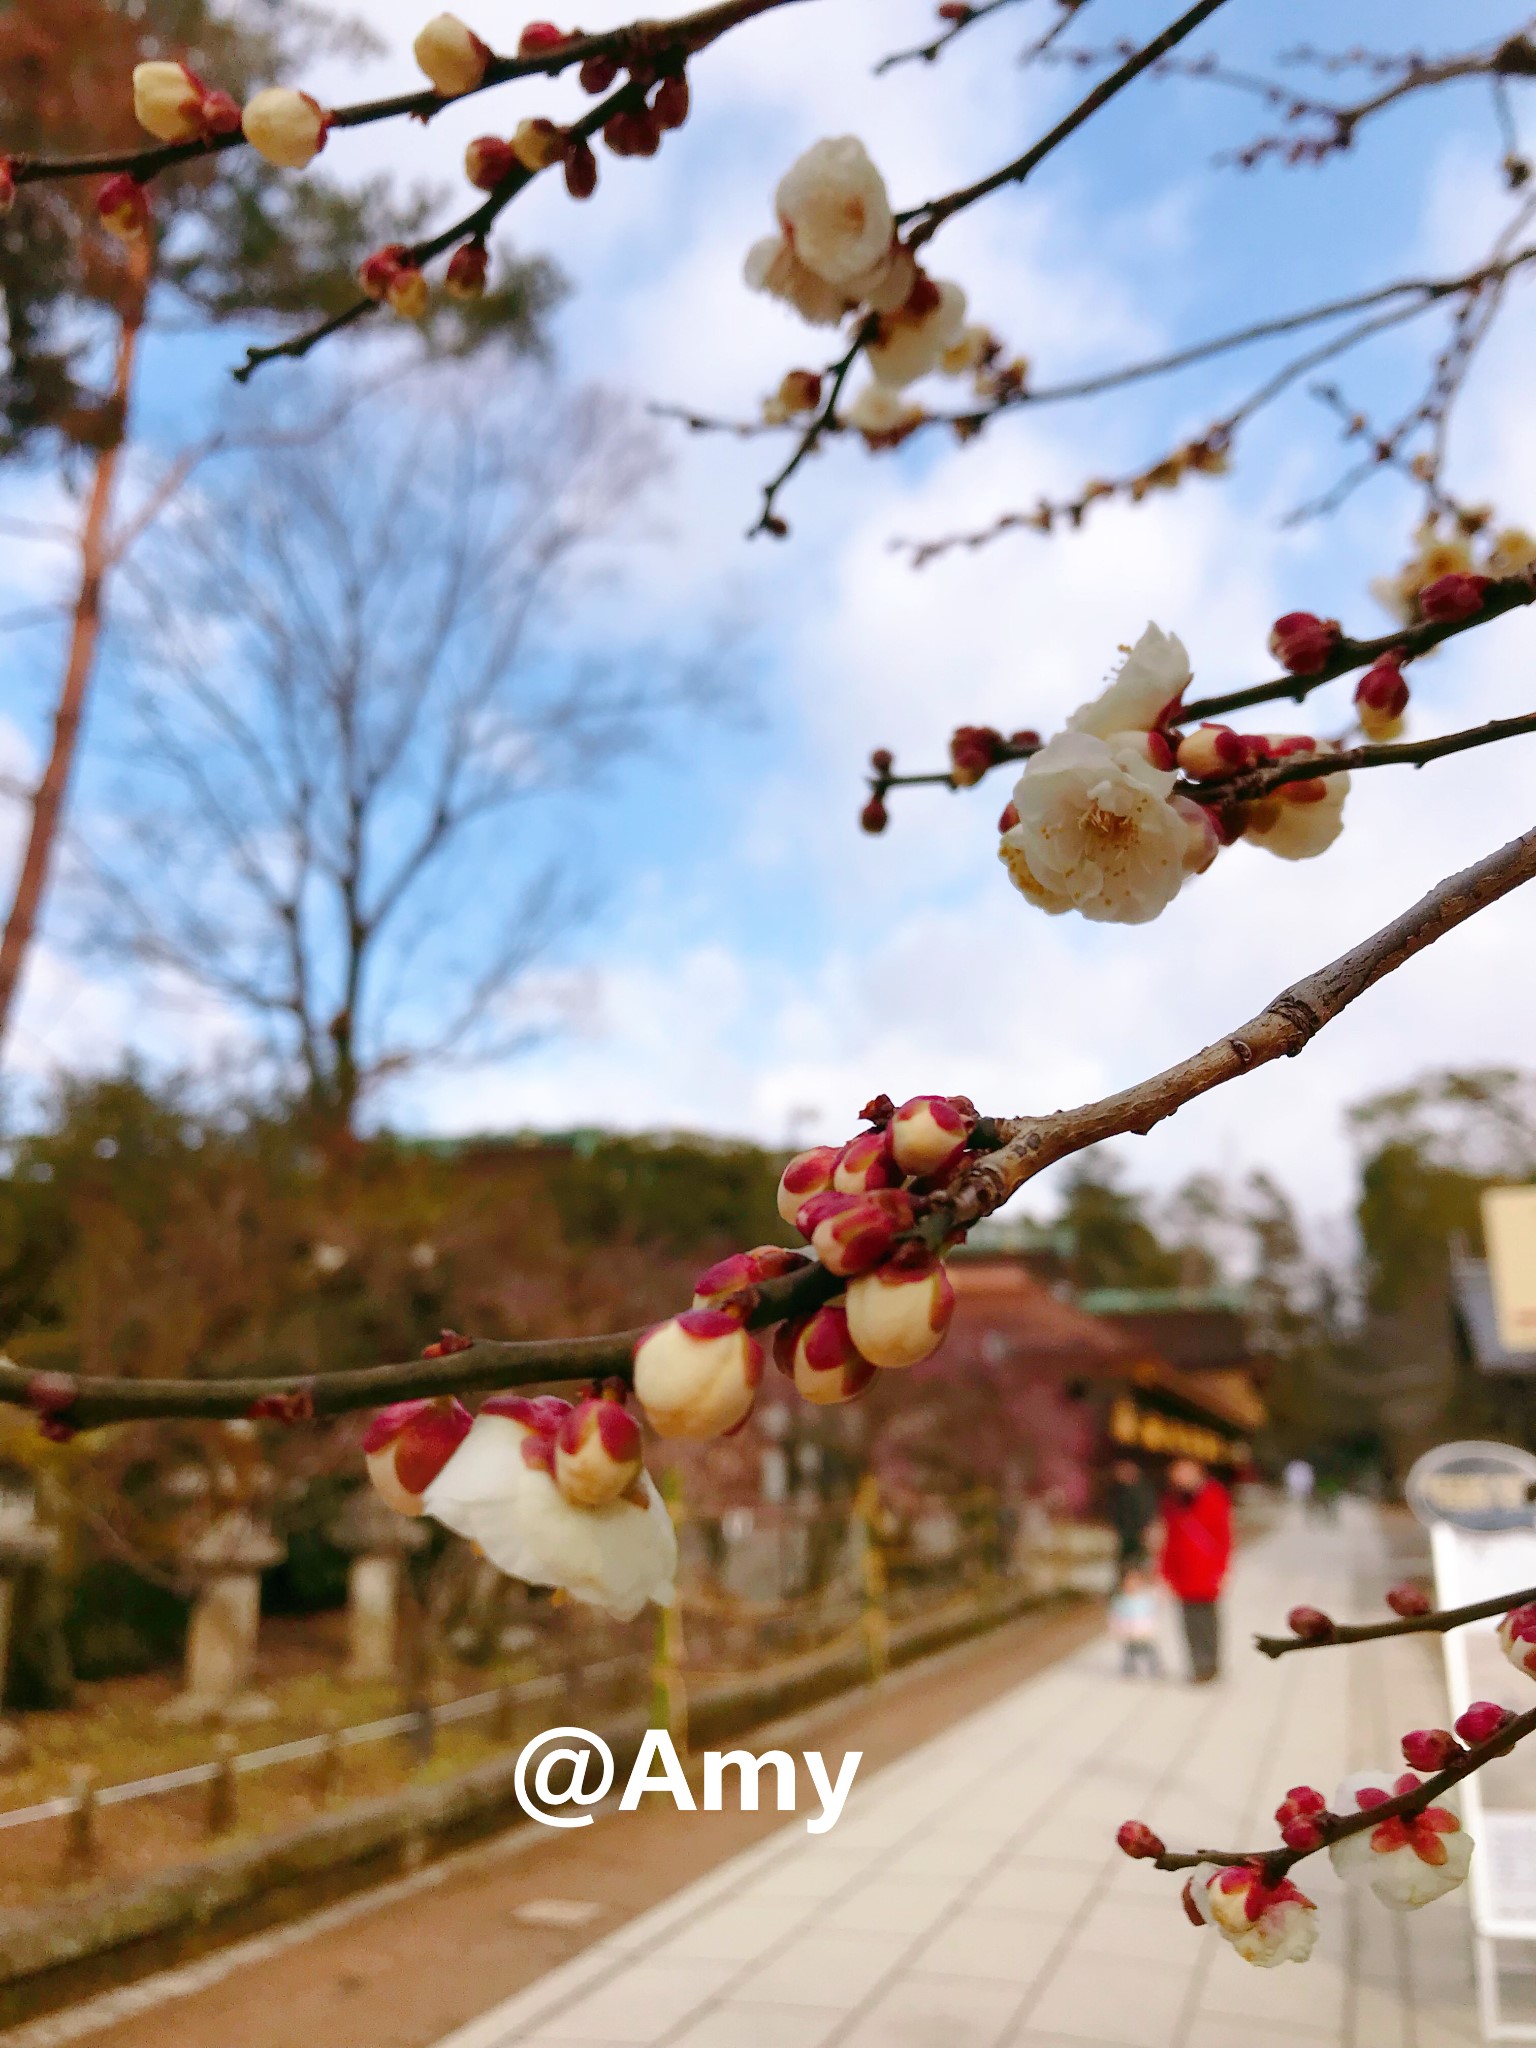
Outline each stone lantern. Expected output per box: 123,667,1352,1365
0,1468,58,1768
161,1507,285,1724
329,1487,428,1684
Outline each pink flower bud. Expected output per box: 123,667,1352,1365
1268,612,1340,675
364,1396,473,1515
870,748,893,774
633,1309,762,1441
777,1145,840,1227
653,73,690,130
97,173,150,243
806,1190,915,1277
465,135,516,189
1455,1700,1515,1747
833,1127,899,1193
413,14,492,97
1281,1817,1326,1851
445,241,489,299
1499,1601,1536,1678
860,795,889,835
845,1259,954,1368
241,87,330,169
554,1392,643,1507
0,159,15,216
512,117,564,170
518,20,569,56
1355,656,1410,740
889,1095,973,1178
579,53,619,92
1385,1581,1431,1618
1419,572,1491,624
1275,1785,1326,1822
1401,1728,1463,1772
692,1245,810,1313
775,1304,876,1405
1116,1820,1165,1859
1287,1604,1335,1642
949,724,1003,786
1176,723,1249,780
564,136,598,198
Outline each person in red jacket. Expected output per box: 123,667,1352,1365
1158,1458,1232,1682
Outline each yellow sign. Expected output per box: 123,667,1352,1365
1483,1186,1536,1356
1109,1397,1246,1468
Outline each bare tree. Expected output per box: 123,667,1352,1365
78,378,690,1135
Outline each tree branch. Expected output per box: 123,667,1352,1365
1254,1583,1536,1660
9,818,1536,1428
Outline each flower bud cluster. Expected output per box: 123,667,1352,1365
743,137,1003,444
631,1098,971,1444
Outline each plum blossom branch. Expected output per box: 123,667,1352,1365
864,572,1536,814
875,0,1069,77
1149,1700,1536,1879
5,0,812,188
1181,707,1536,807
8,818,1536,1431
1254,1584,1536,1660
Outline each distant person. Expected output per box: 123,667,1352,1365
1284,1458,1315,1512
1107,1457,1159,1569
1109,1563,1163,1678
1158,1457,1232,1684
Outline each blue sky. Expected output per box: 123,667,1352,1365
4,0,1535,1232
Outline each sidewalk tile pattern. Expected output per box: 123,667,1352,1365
433,1507,1484,2048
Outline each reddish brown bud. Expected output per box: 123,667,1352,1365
579,53,620,92
949,724,1003,786
869,748,893,774
1401,1727,1463,1772
358,242,408,300
1280,1818,1326,1851
1286,1605,1335,1642
653,73,690,130
1385,1581,1431,1618
563,136,598,197
421,1328,474,1358
247,1384,316,1424
1008,728,1041,750
1116,1820,1165,1860
446,241,489,300
1268,612,1341,675
0,157,15,215
1419,571,1491,623
860,795,889,835
465,135,517,189
860,1095,897,1128
998,800,1019,833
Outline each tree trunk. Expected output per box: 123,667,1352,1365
0,242,149,1058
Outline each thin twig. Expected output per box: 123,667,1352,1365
1181,707,1536,807
1254,1583,1536,1660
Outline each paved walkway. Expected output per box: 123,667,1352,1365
433,1506,1484,2048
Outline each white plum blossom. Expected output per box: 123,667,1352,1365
1189,1864,1319,1967
744,235,847,326
1067,623,1191,740
843,383,925,446
774,137,894,287
867,279,968,388
1329,1772,1473,1910
423,1407,677,1621
242,87,329,168
998,730,1193,924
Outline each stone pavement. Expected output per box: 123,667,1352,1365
433,1505,1484,2048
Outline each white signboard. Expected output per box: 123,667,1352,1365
1484,1186,1536,1357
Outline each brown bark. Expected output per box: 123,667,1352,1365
0,238,149,1055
